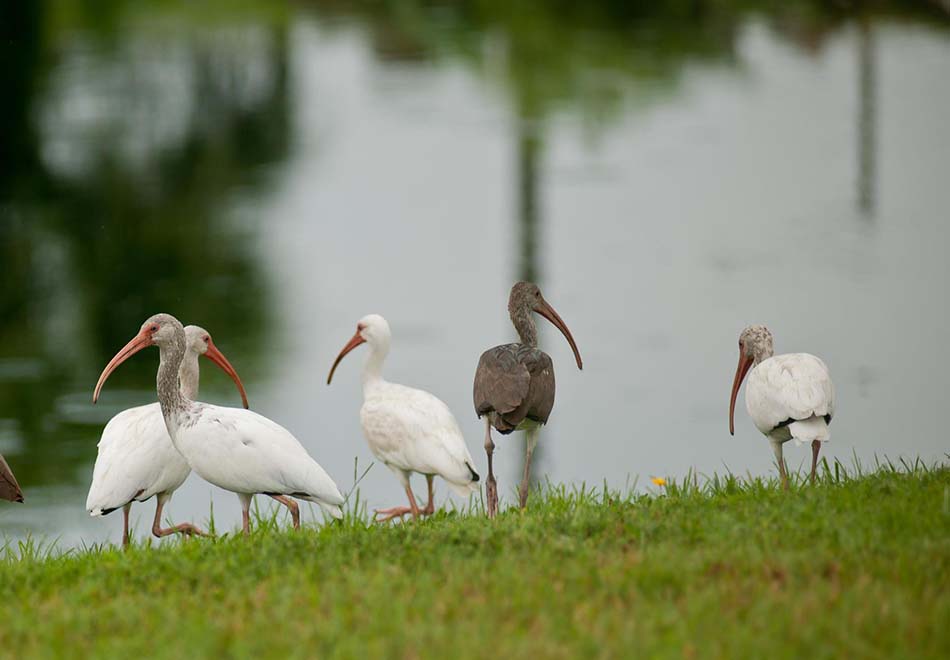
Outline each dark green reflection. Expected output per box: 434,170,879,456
0,1,291,491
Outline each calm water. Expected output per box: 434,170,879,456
1,2,949,548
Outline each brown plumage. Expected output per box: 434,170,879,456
473,282,582,518
474,343,555,433
0,453,24,503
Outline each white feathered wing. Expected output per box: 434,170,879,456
746,353,835,445
360,383,480,497
170,405,345,518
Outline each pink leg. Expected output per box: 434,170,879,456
421,475,435,516
375,485,422,523
239,494,253,536
151,494,208,540
269,495,300,529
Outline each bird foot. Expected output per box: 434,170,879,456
421,502,435,516
153,523,210,540
374,506,414,523
485,475,498,519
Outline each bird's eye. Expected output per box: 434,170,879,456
203,336,210,343
150,325,159,333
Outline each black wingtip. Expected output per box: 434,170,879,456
466,462,480,482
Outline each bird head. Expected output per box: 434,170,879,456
508,281,583,370
93,314,247,407
327,314,391,384
729,324,774,435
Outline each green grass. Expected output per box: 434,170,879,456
1,460,948,658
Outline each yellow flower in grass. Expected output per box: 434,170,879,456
651,477,667,487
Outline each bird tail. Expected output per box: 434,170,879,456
296,495,344,520
445,462,480,497
446,480,479,498
788,416,830,447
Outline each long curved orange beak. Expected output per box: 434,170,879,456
93,329,154,403
327,331,366,384
536,298,583,370
204,339,249,409
729,351,753,435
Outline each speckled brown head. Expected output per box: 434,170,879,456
729,324,775,435
508,281,583,370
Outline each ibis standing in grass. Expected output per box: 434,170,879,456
0,453,23,504
94,313,345,534
327,314,479,523
473,282,583,517
86,325,249,547
729,325,836,489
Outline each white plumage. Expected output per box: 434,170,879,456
86,325,238,545
87,402,187,515
167,405,345,519
361,382,479,498
93,313,344,536
729,325,836,488
746,353,836,445
328,314,478,521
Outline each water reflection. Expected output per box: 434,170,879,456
858,19,877,216
0,0,948,546
0,2,290,498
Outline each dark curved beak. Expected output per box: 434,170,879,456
536,298,583,370
93,329,154,403
729,352,753,435
327,331,366,384
204,339,249,409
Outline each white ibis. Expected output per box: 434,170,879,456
729,325,836,489
0,454,23,503
327,314,479,523
94,313,345,535
473,282,583,517
86,325,249,547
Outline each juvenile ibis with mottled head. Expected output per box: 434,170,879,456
729,325,836,489
473,282,582,517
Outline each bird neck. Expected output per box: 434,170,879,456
510,306,538,346
156,330,191,421
752,350,773,366
361,341,389,393
178,349,200,400
752,341,774,365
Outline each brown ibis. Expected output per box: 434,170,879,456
473,281,583,517
0,454,23,503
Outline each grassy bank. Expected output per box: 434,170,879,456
1,463,948,658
